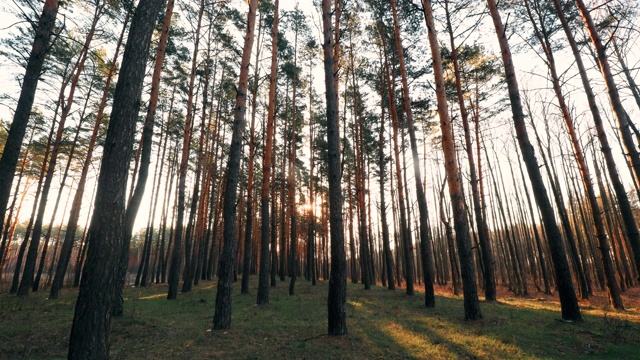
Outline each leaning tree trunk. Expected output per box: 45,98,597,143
0,0,59,237
443,0,495,301
18,2,102,296
68,1,162,358
552,0,640,278
49,10,129,300
524,0,622,309
574,0,640,196
323,0,348,336
112,0,175,313
486,0,582,322
421,0,481,318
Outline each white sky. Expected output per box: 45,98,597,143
0,0,639,238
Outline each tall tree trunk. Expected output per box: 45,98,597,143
611,37,640,114
213,0,258,330
551,0,640,278
420,0,480,317
380,29,412,296
377,58,395,290
513,138,552,295
167,0,204,300
392,0,436,304
18,2,102,296
49,10,129,300
443,0,495,301
143,86,176,286
524,0,622,308
486,0,582,322
574,0,640,194
348,38,371,290
0,129,33,277
241,11,262,295
288,31,299,296
68,1,162,358
531,115,587,299
257,0,278,304
112,0,175,309
11,106,55,295
307,67,317,286
323,0,347,336
34,77,95,292
182,51,211,294
0,0,59,238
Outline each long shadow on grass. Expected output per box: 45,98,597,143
350,287,640,359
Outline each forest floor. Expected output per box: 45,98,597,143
1,277,640,359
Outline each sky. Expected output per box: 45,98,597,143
0,0,639,237
0,0,324,234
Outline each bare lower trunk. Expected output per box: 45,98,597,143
323,0,347,336
68,1,161,358
421,0,480,317
213,0,258,330
0,0,59,238
486,0,581,322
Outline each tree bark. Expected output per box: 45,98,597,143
167,0,205,300
421,0,480,317
376,53,395,290
524,0,622,308
242,10,263,295
0,0,59,238
552,0,640,279
486,0,582,322
213,0,258,330
442,0,495,301
18,2,102,296
575,0,640,195
323,0,347,336
49,10,129,300
68,1,162,358
257,0,279,304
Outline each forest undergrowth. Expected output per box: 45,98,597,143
1,278,639,359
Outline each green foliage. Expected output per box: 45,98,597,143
1,280,639,359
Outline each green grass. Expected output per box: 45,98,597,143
1,279,639,359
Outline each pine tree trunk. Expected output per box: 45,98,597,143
323,0,347,336
18,5,102,296
242,12,262,295
49,10,129,300
552,0,640,278
392,0,436,304
377,59,395,290
486,0,581,322
0,129,32,277
167,0,204,300
575,0,640,194
442,0,495,301
257,0,278,304
213,0,258,330
118,0,174,297
524,0,622,308
0,0,59,238
68,1,161,358
421,0,480,317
